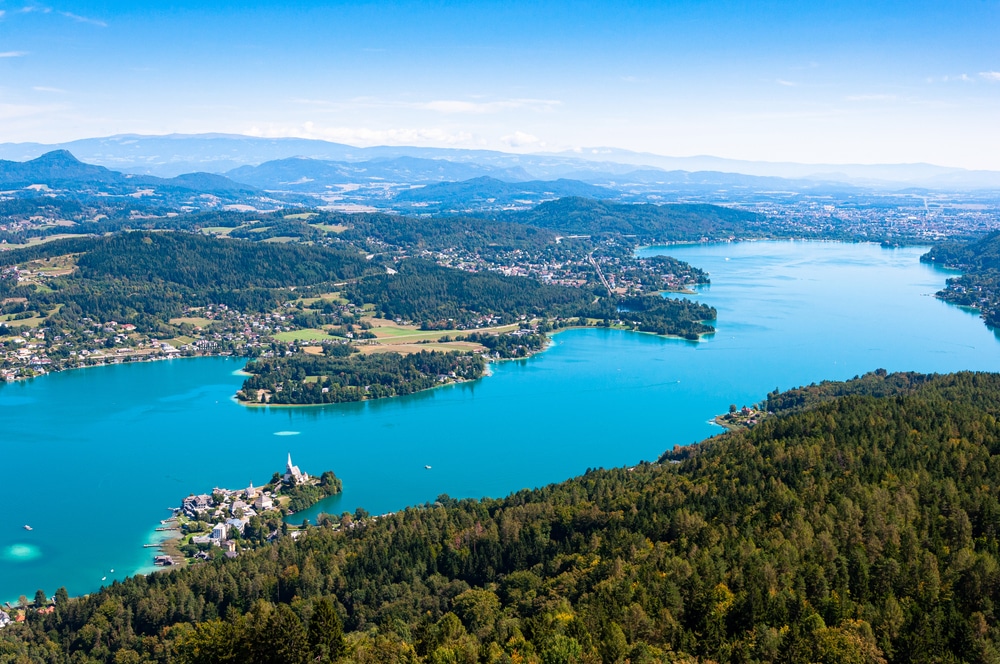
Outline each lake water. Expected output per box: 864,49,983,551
3,241,1000,602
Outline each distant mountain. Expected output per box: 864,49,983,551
391,176,614,211
0,150,311,214
0,150,123,186
1,134,998,190
225,156,532,190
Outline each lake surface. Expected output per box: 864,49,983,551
3,241,1000,602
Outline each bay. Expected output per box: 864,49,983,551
3,241,1000,602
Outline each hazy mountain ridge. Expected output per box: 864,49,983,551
2,133,998,190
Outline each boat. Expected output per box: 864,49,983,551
23,525,32,531
424,465,432,470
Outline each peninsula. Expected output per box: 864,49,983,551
156,454,342,567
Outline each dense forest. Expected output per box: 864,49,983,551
506,198,765,241
7,371,1000,662
238,348,486,405
0,232,377,331
344,259,595,327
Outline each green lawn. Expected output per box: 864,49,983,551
272,328,337,342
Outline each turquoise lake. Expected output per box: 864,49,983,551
4,240,1000,602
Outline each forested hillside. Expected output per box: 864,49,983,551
0,232,375,331
507,198,765,241
6,371,1000,663
922,232,1000,328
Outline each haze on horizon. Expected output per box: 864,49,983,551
1,0,999,170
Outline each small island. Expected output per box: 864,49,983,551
155,454,341,566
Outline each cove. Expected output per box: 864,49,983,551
3,241,1000,602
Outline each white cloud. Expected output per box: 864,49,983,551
0,102,67,121
246,122,476,147
33,86,66,93
501,131,541,148
846,94,898,102
980,72,1000,82
775,79,796,87
416,98,559,114
0,51,27,58
59,11,106,27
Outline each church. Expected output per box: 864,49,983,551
283,453,309,485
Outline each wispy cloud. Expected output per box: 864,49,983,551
288,96,561,115
33,86,67,93
927,73,975,83
0,51,28,58
980,72,1000,82
775,79,796,87
11,5,105,25
416,98,559,114
846,94,899,102
59,11,106,27
501,131,542,148
247,122,476,147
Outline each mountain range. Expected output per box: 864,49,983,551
1,133,998,190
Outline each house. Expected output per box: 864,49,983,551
210,523,228,542
191,535,211,546
226,518,246,535
0,610,9,628
255,494,274,511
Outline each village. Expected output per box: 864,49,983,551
152,454,341,568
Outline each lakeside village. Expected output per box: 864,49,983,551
1,455,342,629
152,454,342,568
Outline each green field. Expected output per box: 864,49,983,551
372,323,518,343
284,212,318,220
315,224,348,233
272,328,337,342
169,317,216,328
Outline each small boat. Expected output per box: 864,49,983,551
101,576,106,581
110,569,114,573
23,525,32,531
424,465,432,470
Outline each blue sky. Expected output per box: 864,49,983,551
1,0,999,168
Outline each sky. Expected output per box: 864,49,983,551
0,0,999,169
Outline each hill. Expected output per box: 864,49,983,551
4,371,1000,662
506,197,766,241
226,157,532,190
390,177,613,212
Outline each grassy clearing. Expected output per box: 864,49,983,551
0,314,46,328
200,226,238,237
169,317,216,328
168,336,196,346
272,328,337,342
370,323,519,344
358,341,486,355
0,234,88,251
262,236,297,243
285,212,318,220
315,224,348,233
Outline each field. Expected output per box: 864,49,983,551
168,317,216,328
368,320,519,344
0,234,88,251
272,328,338,342
358,341,485,355
315,224,348,233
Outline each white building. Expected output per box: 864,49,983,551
283,453,309,485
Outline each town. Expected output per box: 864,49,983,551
153,454,342,567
